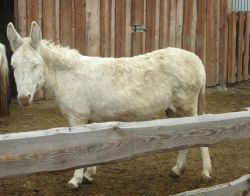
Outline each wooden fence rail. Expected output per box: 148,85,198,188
1,110,250,179
174,174,250,196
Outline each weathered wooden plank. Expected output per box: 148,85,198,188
174,174,250,196
26,0,42,32
71,0,76,48
42,0,56,41
243,12,250,80
159,0,170,48
145,0,156,52
228,13,237,83
190,0,197,52
100,0,112,57
125,0,132,57
115,0,126,57
219,0,229,84
154,0,160,49
86,0,100,56
60,0,73,47
131,0,145,56
2,111,250,179
75,0,86,54
195,0,206,65
214,0,220,84
237,12,246,82
110,0,116,57
182,0,194,51
169,0,176,47
132,32,144,56
55,0,60,43
176,0,184,49
16,0,27,36
131,0,144,25
206,0,217,86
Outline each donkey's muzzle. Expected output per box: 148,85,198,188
18,95,30,106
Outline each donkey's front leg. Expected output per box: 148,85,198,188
67,118,97,189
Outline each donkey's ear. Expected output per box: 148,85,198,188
30,21,42,49
6,23,23,51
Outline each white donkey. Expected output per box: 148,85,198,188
7,21,212,189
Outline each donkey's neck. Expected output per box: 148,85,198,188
39,40,83,95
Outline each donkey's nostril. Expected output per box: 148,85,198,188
18,96,30,106
28,94,31,98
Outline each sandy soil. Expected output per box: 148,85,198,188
1,81,250,195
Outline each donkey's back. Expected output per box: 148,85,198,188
78,47,206,122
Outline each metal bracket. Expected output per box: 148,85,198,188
132,25,147,33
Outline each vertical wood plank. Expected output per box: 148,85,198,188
60,0,73,47
131,0,144,56
169,0,176,47
125,0,132,57
206,0,217,86
131,0,144,25
86,0,100,56
115,0,127,57
110,0,116,57
219,0,229,85
190,0,197,52
154,0,160,49
159,0,170,49
71,0,76,48
182,0,194,51
214,0,220,84
42,0,56,41
243,12,250,79
145,0,156,52
176,0,184,49
237,12,245,82
55,0,60,43
132,33,144,56
17,0,27,36
228,13,237,83
100,0,112,57
26,0,42,33
196,0,206,65
75,0,86,54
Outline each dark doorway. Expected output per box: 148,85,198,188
0,0,16,98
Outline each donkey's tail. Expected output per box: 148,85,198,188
0,43,9,119
198,77,206,115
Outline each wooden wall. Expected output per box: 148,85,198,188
15,0,250,86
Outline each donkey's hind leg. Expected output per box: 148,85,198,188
166,108,190,178
167,106,212,180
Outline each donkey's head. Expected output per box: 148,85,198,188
7,22,45,106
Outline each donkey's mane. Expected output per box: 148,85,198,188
40,40,82,70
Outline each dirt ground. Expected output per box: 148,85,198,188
1,81,250,196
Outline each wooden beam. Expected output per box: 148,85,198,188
115,0,126,57
195,0,206,64
243,12,250,80
131,0,144,25
174,174,250,196
219,0,229,85
228,13,237,83
237,12,245,82
2,111,250,179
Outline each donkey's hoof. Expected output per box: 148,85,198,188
67,181,79,190
168,170,181,179
82,178,94,185
201,174,212,183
